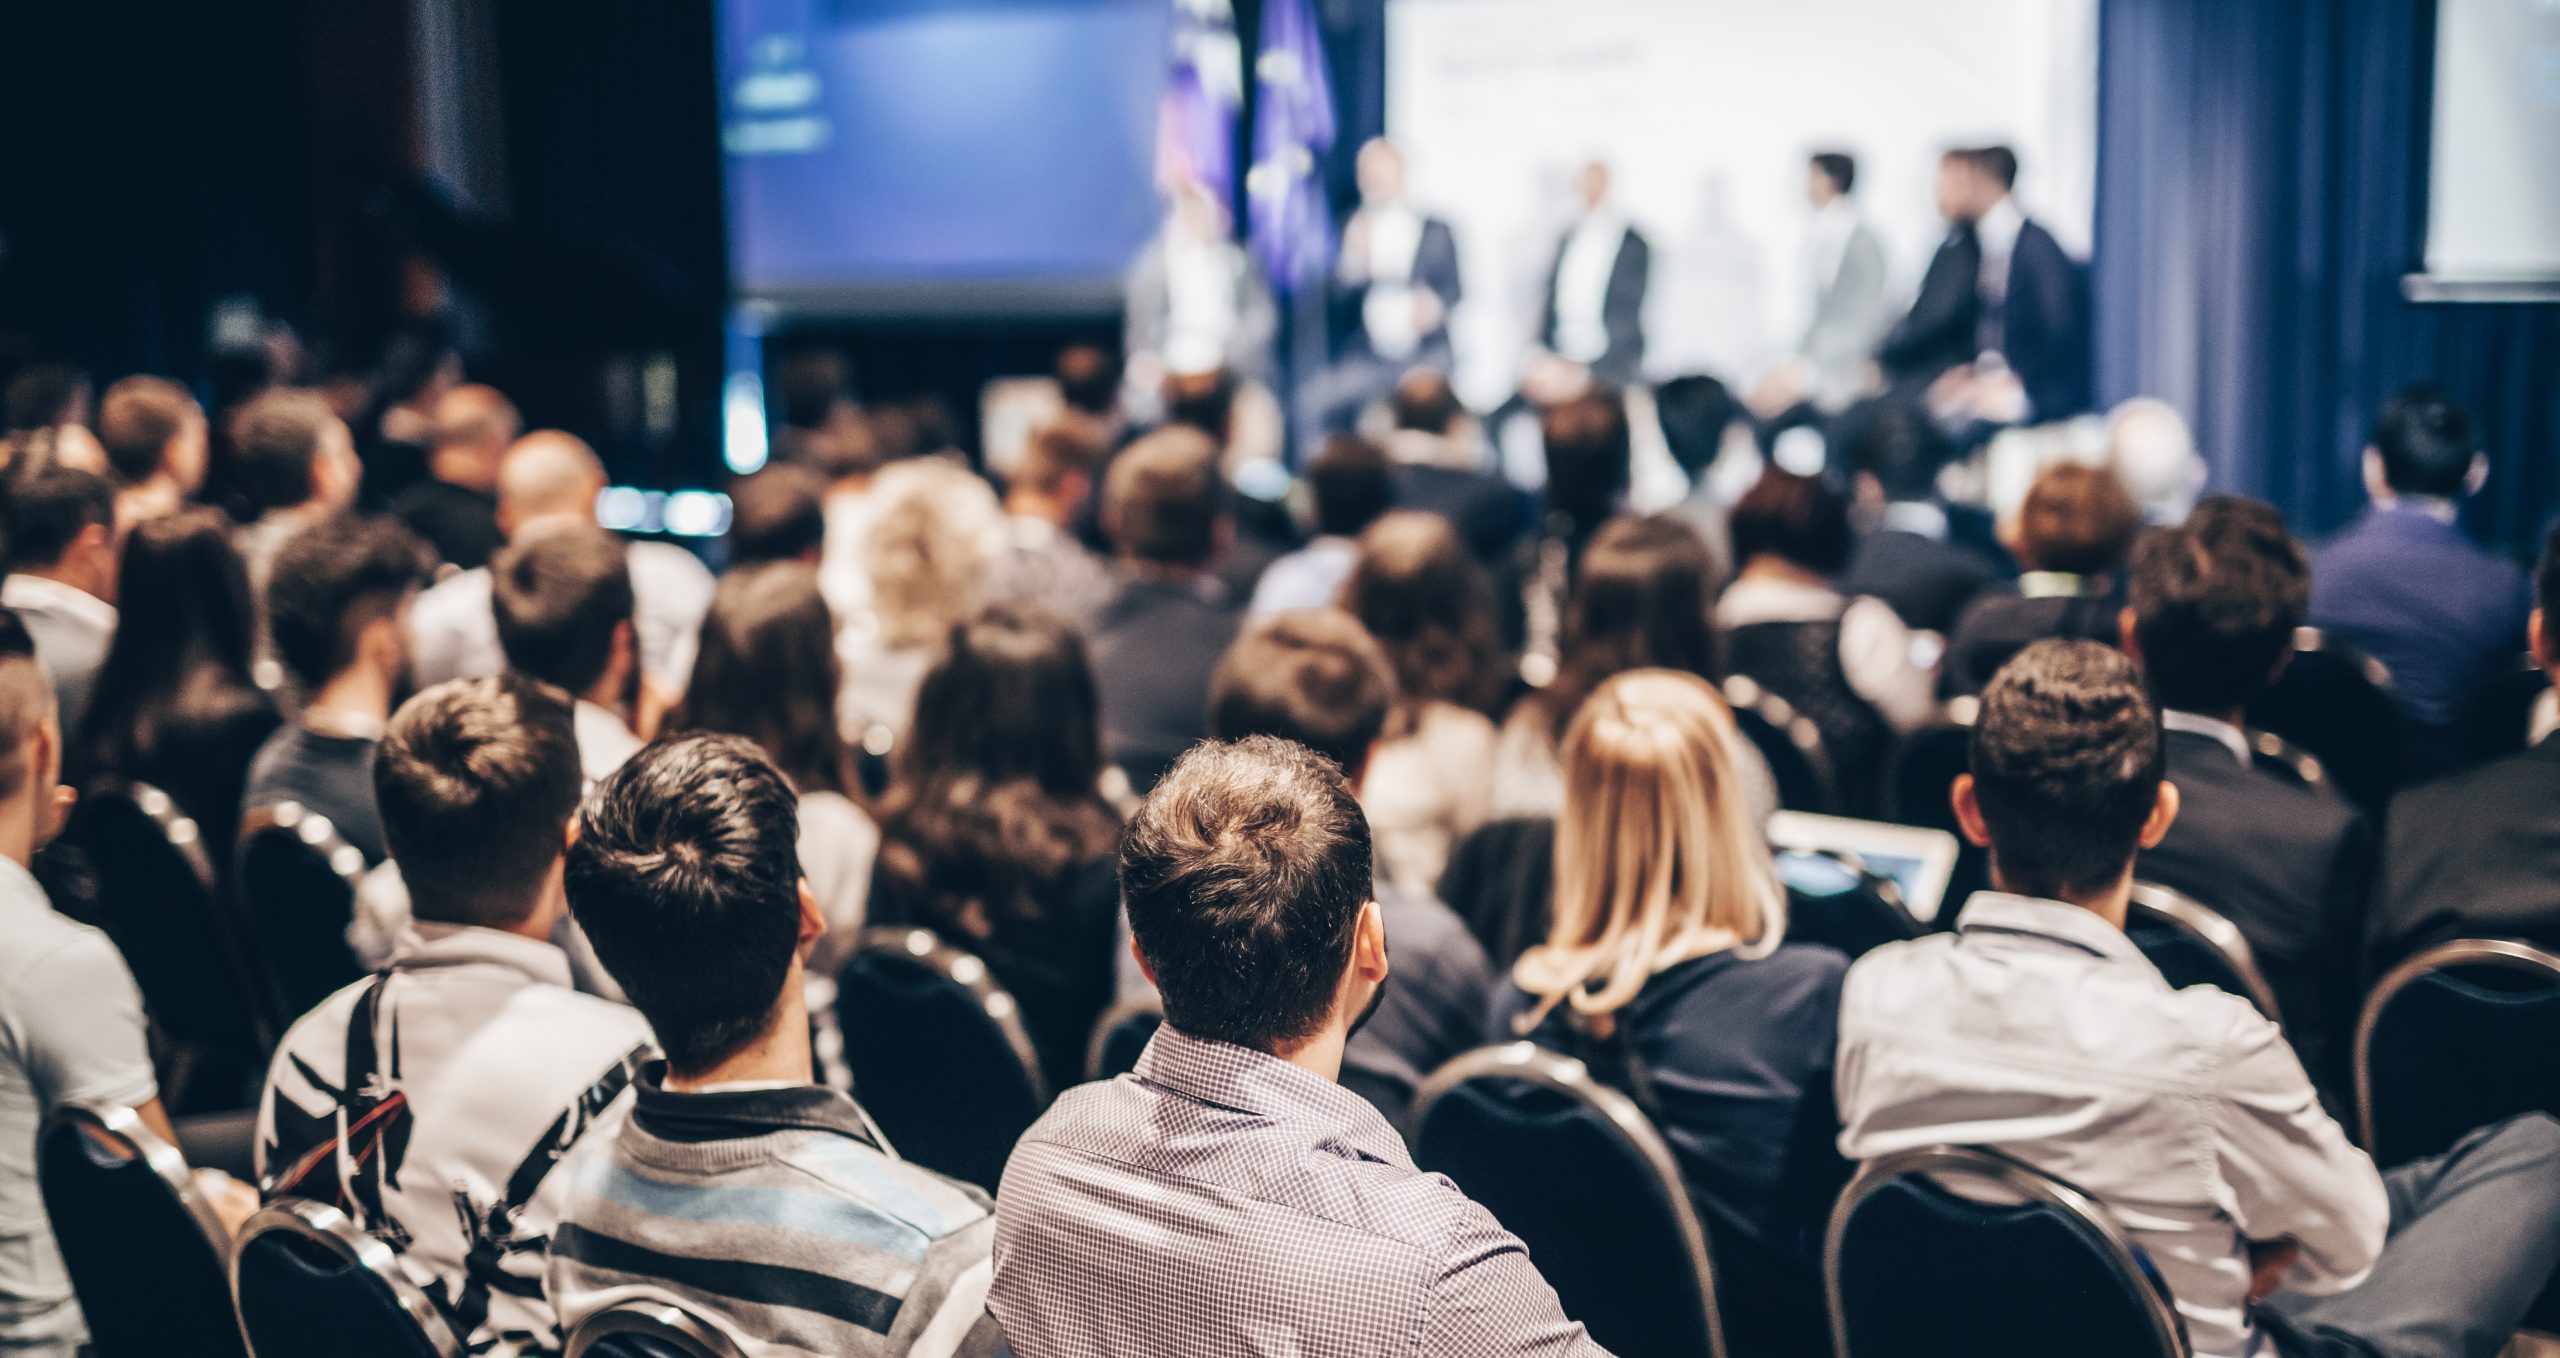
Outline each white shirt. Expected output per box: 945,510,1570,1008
2163,709,2254,768
0,574,113,636
1715,575,1940,732
1359,202,1427,361
408,539,714,689
1974,194,2026,310
574,701,644,784
1552,211,1628,365
1836,892,2388,1358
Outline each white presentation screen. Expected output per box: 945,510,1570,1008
2424,0,2560,282
1386,0,2098,405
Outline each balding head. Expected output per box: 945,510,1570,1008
431,385,521,495
2104,397,2204,524
498,430,607,539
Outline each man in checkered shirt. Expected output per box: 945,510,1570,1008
988,735,1609,1356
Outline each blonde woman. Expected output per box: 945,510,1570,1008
836,457,1003,754
1498,667,1848,1358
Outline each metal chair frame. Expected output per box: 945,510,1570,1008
566,1299,746,1358
2244,728,2329,789
2353,937,2560,1155
81,778,283,1059
1413,1041,1730,1358
2292,626,2395,691
1084,990,1165,1084
40,1101,248,1358
2128,882,2285,1024
230,1197,463,1358
1724,674,1839,812
238,801,371,887
837,926,1050,1109
1824,1143,2191,1358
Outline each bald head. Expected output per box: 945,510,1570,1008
498,430,607,539
433,385,522,495
2105,398,2203,523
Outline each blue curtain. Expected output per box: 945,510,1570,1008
2096,0,2560,555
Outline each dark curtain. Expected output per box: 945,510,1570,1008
2096,0,2560,556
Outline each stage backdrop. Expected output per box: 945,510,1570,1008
1385,0,2098,408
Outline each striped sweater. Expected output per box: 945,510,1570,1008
546,1069,1003,1358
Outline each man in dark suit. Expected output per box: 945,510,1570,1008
1838,398,2002,632
1300,139,1465,438
1532,160,1650,390
2123,497,2372,1098
2308,385,2529,740
1880,147,2092,426
1085,426,1244,795
2375,524,2560,964
1380,371,1527,565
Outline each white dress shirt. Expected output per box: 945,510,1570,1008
1715,575,1940,732
1359,203,1426,360
1974,194,2025,311
1836,892,2389,1358
1551,211,1628,365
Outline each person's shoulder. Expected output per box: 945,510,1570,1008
778,1125,994,1242
0,893,116,982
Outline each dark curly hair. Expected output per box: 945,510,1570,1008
1969,639,2163,901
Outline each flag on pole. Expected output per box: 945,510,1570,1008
1246,0,1335,296
1157,0,1243,203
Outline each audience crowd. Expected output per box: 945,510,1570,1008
0,341,2555,1358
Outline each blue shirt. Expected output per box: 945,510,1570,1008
2307,504,2530,728
1246,536,1362,615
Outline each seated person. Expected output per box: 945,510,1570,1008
245,514,434,864
989,417,1113,624
1838,400,2000,633
992,736,1605,1356
2309,385,2528,741
389,384,516,571
1651,373,1739,579
228,387,363,599
491,523,645,783
1942,461,2139,697
1500,668,1847,1357
2104,395,2206,526
0,463,119,739
1837,638,2560,1358
95,374,209,530
1205,608,1496,1130
2123,497,2370,1094
838,458,1001,756
1085,428,1243,792
551,734,1001,1356
255,675,653,1352
1248,434,1394,615
2377,523,2560,962
1383,370,1525,565
722,463,828,569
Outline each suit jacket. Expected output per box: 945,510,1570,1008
2138,725,2374,1095
1331,215,1462,366
2376,733,2560,964
1939,581,2122,698
1539,225,1651,384
1086,572,1242,794
2308,505,2532,730
1839,524,2000,633
1801,220,1890,410
1877,224,1979,387
1392,463,1529,565
1994,220,2094,422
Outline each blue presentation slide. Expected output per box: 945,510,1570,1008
719,0,1171,305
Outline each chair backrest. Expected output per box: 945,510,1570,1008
1826,1145,2189,1358
236,802,369,1020
827,927,1047,1191
1084,992,1164,1083
37,1102,247,1358
61,781,277,1078
2244,627,2406,814
231,1198,462,1358
1776,849,1922,961
566,1299,744,1358
1436,815,1558,969
1887,721,1972,833
2125,883,2282,1023
2356,937,2560,1169
2452,657,2547,767
1411,1043,1727,1358
2244,728,2329,790
1724,675,1837,815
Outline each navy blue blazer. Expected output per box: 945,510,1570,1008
2308,505,2531,729
1994,220,2093,422
1330,216,1463,366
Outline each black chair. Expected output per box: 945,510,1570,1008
2452,657,2548,768
1724,675,1836,815
1412,1043,1727,1358
2245,728,2330,791
2244,627,2407,815
2356,937,2560,1167
60,781,276,1108
2125,883,2283,1023
36,1102,247,1358
567,1299,743,1358
232,1198,462,1358
828,927,1046,1191
1776,849,1922,961
236,802,369,1021
1084,992,1164,1083
1887,718,1972,832
1826,1144,2189,1358
1437,815,1557,969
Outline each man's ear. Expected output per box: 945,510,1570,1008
2138,779,2181,850
796,878,826,950
2532,609,2550,668
2465,452,2490,498
2362,447,2388,500
2116,606,2142,663
1351,898,1389,984
1128,933,1158,989
1950,772,1992,849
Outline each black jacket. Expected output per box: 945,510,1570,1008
2377,734,2560,965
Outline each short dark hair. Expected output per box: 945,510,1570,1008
567,734,805,1074
3,364,89,433
672,563,848,795
1103,427,1224,566
1843,398,1948,503
1390,370,1466,436
264,514,432,689
1121,736,1372,1052
1055,344,1122,417
2127,495,2307,714
491,524,634,694
1731,468,1853,574
1307,435,1393,539
725,463,828,566
2,464,114,571
1969,640,2162,901
230,388,340,512
1164,368,1239,444
1541,391,1632,531
96,376,201,486
1965,144,2019,189
1209,610,1397,773
1653,375,1737,481
1016,416,1108,498
2370,383,2477,498
376,675,584,930
1811,151,1856,195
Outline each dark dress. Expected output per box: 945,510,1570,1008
1493,943,1852,1358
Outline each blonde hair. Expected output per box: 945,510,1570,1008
1512,668,1786,1029
862,458,1002,649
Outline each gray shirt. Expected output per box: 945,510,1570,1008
0,576,113,743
